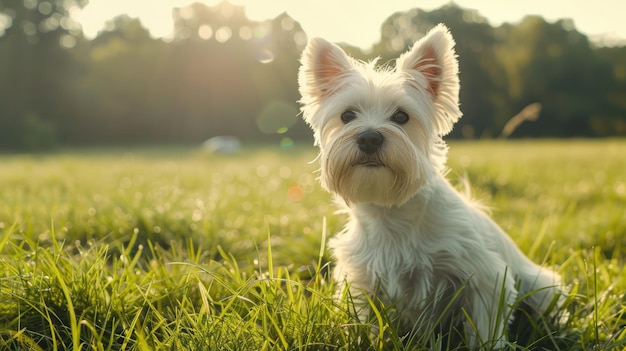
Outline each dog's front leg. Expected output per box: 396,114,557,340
464,272,517,349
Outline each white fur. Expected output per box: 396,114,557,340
298,24,563,348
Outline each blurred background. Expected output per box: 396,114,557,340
1,0,625,151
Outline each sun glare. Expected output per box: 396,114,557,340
74,0,625,48
75,0,389,48
77,0,285,40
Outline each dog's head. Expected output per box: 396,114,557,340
298,24,461,207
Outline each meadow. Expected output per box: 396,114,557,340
0,139,625,350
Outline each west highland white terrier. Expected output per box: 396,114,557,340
298,24,563,348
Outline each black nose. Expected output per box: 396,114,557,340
357,130,384,154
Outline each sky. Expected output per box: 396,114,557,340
75,0,626,48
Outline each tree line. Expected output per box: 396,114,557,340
1,1,625,150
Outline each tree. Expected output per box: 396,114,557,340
0,0,87,149
584,46,626,135
69,15,172,144
496,17,616,136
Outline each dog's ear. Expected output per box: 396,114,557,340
396,24,462,136
298,37,353,101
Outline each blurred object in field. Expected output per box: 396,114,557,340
202,136,241,154
500,103,542,138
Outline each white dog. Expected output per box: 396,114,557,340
298,24,563,348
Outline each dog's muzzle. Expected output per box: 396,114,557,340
357,130,384,154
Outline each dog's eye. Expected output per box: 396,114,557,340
341,110,357,124
390,110,409,124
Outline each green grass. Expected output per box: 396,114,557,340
0,139,625,350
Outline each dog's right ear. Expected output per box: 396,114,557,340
298,38,354,101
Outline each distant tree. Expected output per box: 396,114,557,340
496,17,616,136
69,15,172,144
592,46,626,135
0,0,87,149
166,2,306,142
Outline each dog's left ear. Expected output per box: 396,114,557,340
396,24,462,136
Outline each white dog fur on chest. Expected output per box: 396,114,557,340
297,24,563,348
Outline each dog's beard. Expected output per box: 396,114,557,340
320,127,427,207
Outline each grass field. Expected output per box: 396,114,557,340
0,139,625,350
